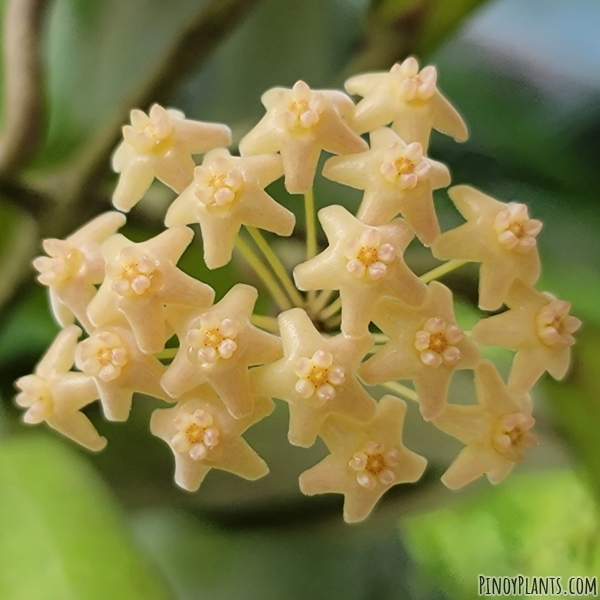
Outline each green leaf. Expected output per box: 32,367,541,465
402,470,600,600
0,436,174,600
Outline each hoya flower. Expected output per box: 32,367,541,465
293,205,426,336
432,185,542,311
299,395,427,522
323,127,450,244
239,80,368,194
164,148,295,269
359,282,480,420
473,281,581,394
161,284,282,418
151,385,273,492
76,322,170,421
14,326,105,451
345,57,468,150
32,212,126,331
87,226,214,354
251,308,376,447
434,361,538,489
112,104,232,212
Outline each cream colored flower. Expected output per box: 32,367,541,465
151,385,273,492
359,282,480,420
14,326,105,451
164,148,295,269
299,395,426,522
434,361,538,489
239,80,368,194
345,57,468,150
161,284,282,418
32,212,126,331
76,322,170,421
112,104,232,212
432,185,543,311
473,281,581,394
323,127,450,244
251,308,376,447
293,205,426,336
87,226,214,354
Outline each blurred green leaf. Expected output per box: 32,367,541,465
132,507,415,600
402,470,600,600
0,436,174,600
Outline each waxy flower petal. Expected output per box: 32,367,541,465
33,212,126,331
251,308,376,447
323,127,450,244
165,148,295,269
473,281,581,393
345,57,467,150
433,361,537,489
151,385,273,492
162,284,282,418
239,81,367,194
14,326,105,451
432,186,542,311
293,205,426,336
360,282,481,420
76,322,170,421
87,226,214,354
112,104,231,212
299,395,427,522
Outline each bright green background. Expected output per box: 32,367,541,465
0,0,599,598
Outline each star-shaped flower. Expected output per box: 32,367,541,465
299,395,427,522
293,205,426,336
151,385,273,492
359,282,481,420
433,361,538,489
112,104,232,212
164,148,295,269
75,321,170,422
87,226,214,354
251,307,377,447
161,284,282,418
32,212,126,331
14,326,106,451
432,185,543,311
323,127,450,244
345,57,468,150
239,80,368,194
473,281,581,394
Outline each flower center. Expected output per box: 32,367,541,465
79,331,129,382
127,108,173,154
194,161,244,211
108,248,160,297
536,299,581,346
390,57,437,102
281,81,325,131
33,239,85,286
171,409,220,461
349,441,400,489
186,313,238,364
414,317,463,367
493,202,542,252
379,142,431,190
491,413,538,462
344,229,395,280
294,350,345,406
14,374,54,424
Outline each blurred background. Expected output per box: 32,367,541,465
0,0,599,598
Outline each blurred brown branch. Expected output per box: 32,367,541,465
346,0,488,75
0,0,51,176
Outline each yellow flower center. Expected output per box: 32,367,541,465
493,202,542,252
34,239,85,286
536,299,581,346
414,317,463,367
79,331,129,382
349,441,400,489
344,229,395,280
171,409,220,461
390,57,437,102
187,314,238,364
294,350,345,406
491,413,538,462
108,248,160,297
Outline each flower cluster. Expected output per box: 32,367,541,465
17,57,580,523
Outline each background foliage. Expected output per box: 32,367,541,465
0,0,599,598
